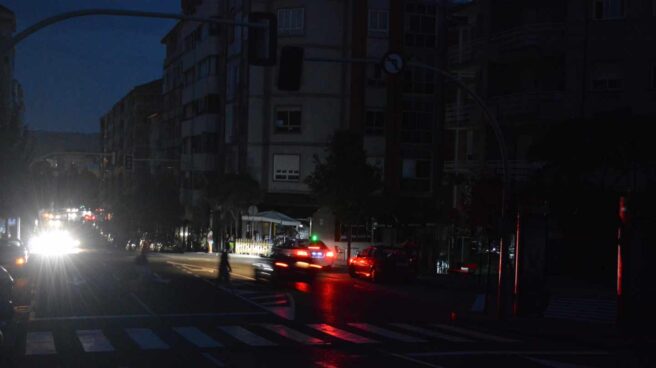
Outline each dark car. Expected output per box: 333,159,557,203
348,245,416,282
0,266,15,346
253,248,322,283
0,239,29,277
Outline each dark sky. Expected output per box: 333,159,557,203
2,0,180,133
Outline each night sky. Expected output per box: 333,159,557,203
2,0,180,133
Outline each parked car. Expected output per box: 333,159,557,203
253,247,322,283
0,239,29,277
274,238,336,269
0,266,15,346
348,245,416,282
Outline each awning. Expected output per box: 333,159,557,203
241,211,301,226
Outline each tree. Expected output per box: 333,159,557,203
305,130,381,260
207,174,262,249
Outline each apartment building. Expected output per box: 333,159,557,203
446,0,656,207
0,5,23,132
220,0,447,245
100,79,162,205
161,0,223,227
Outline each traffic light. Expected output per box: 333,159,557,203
125,154,133,171
311,234,319,242
277,46,304,91
248,12,277,66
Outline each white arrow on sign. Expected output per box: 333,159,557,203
381,52,405,75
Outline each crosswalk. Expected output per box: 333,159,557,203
20,321,518,356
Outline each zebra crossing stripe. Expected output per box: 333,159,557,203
258,324,328,345
347,323,427,343
218,326,276,346
125,328,169,350
308,324,378,344
432,324,517,343
174,327,223,348
76,329,115,352
25,331,56,355
390,323,472,342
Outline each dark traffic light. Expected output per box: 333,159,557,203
277,46,304,91
248,12,277,66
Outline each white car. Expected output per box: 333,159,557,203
274,239,336,269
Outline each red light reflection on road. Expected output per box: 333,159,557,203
294,281,311,293
317,280,338,324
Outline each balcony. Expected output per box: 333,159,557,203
444,160,545,180
181,153,216,171
487,91,572,121
445,103,474,125
488,23,565,52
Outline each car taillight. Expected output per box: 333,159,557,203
326,251,334,258
296,250,309,257
274,262,289,268
15,257,25,266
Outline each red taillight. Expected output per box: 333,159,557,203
326,251,334,258
274,262,289,268
296,250,309,257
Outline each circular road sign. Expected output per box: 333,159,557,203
381,52,405,75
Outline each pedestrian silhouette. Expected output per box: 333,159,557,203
218,249,232,284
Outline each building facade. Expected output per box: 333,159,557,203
100,79,163,206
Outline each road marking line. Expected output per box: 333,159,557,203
347,323,427,343
202,352,226,367
390,323,472,342
307,324,378,344
431,323,518,343
30,311,266,321
174,327,223,348
250,294,287,301
25,331,56,355
130,293,156,316
407,350,610,357
125,328,169,350
201,278,295,320
258,324,328,345
385,352,446,368
218,326,276,346
76,329,115,352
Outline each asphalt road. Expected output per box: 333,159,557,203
0,224,629,367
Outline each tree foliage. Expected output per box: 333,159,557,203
305,130,381,224
207,174,262,226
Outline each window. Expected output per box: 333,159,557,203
593,0,625,19
368,9,389,33
198,94,221,114
208,23,220,37
278,8,304,34
401,158,431,192
274,107,302,133
273,154,300,182
401,99,434,144
365,110,385,136
367,64,386,88
591,63,622,90
405,2,437,47
367,157,385,177
184,67,195,86
404,58,435,94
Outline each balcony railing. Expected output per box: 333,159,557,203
445,103,474,124
487,91,571,120
444,160,545,179
488,22,565,51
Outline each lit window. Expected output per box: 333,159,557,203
273,154,300,182
368,9,389,33
278,8,305,34
274,107,302,133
